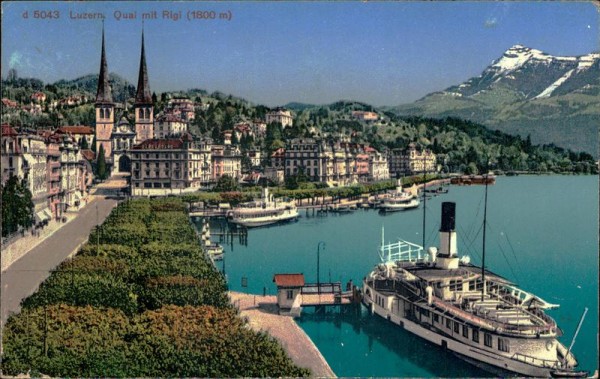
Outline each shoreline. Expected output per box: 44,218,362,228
229,291,336,378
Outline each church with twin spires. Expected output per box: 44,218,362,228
94,26,156,174
93,27,224,196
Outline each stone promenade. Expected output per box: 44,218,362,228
229,291,336,378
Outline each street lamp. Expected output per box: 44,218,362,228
317,241,326,294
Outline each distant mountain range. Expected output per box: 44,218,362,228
390,45,600,156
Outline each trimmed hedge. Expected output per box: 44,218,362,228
1,198,309,377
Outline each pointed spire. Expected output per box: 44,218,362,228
96,22,113,104
135,26,152,105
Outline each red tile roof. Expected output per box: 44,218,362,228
271,148,285,158
1,124,18,136
57,126,94,135
273,273,305,287
2,98,18,107
132,138,184,150
80,149,95,161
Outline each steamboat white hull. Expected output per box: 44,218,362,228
362,282,571,377
380,198,420,212
229,211,299,228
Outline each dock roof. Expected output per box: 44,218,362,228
273,273,305,288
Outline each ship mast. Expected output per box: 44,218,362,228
422,150,426,248
564,307,588,368
481,164,489,301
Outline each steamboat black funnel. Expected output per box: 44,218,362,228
440,202,456,232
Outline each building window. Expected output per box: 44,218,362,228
498,338,509,352
472,329,479,343
484,333,492,348
446,318,452,329
433,314,439,323
462,325,469,338
286,290,293,300
453,322,459,334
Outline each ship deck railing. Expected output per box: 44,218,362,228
432,297,557,336
511,352,560,369
380,239,426,264
484,292,559,331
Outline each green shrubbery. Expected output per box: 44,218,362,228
1,197,309,377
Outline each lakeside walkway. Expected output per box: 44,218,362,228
229,291,336,378
1,177,127,331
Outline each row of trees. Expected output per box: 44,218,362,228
1,198,310,377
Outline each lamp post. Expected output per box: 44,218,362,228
317,241,326,294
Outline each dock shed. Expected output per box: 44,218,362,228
273,273,305,312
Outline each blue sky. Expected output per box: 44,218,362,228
1,1,598,106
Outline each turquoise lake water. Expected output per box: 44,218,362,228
202,176,599,377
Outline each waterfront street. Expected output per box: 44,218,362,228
0,187,120,331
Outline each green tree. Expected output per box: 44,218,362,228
1,176,34,236
96,144,108,180
213,175,238,192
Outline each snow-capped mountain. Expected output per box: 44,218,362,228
393,45,600,156
444,45,599,100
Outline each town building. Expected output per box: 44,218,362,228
388,143,437,177
45,134,62,220
246,149,261,168
211,144,242,181
59,135,85,212
31,92,47,103
1,125,52,225
130,135,212,196
285,138,325,181
366,147,390,182
56,126,94,148
351,110,378,122
167,98,195,122
154,113,188,139
1,125,92,226
266,108,293,128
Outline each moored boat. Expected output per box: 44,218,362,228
228,187,299,227
200,219,224,261
379,180,420,212
362,202,586,377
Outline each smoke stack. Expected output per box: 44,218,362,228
440,202,456,232
438,202,459,267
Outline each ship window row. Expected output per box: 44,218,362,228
484,332,493,347
434,311,509,350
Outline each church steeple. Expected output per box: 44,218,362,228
95,23,115,161
135,29,152,105
96,24,113,104
134,27,154,143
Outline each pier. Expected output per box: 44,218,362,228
229,291,337,377
273,273,360,316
